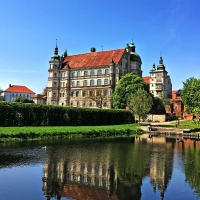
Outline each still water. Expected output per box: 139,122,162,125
0,134,200,200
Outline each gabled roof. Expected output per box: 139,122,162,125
143,76,150,84
62,48,125,69
4,85,35,94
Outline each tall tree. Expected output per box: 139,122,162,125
128,89,153,123
181,77,200,116
84,88,109,108
112,73,149,109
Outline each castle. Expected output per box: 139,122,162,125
46,41,172,108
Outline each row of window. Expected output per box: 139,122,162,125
53,79,109,87
72,69,109,77
72,79,109,87
52,90,109,98
11,93,30,97
71,90,109,97
71,101,108,107
52,69,109,78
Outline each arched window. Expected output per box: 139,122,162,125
83,80,87,86
53,93,56,97
71,92,74,97
82,102,86,107
63,82,65,87
72,72,76,77
84,71,88,76
104,79,108,85
97,79,101,86
63,93,65,97
53,73,57,77
90,80,94,86
53,82,57,87
76,91,80,97
97,69,102,75
71,81,75,87
105,90,109,96
77,71,81,76
82,91,87,97
77,81,80,87
91,70,95,76
105,69,109,74
71,102,73,106
77,101,79,107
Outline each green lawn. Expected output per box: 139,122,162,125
0,124,142,141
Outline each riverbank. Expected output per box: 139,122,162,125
0,124,143,141
140,119,200,138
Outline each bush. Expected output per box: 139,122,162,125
0,102,134,126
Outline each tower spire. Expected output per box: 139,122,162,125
54,39,58,55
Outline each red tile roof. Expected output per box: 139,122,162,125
62,48,125,69
143,76,150,84
32,94,45,98
4,85,35,94
58,183,118,200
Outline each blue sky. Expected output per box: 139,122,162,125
0,0,200,94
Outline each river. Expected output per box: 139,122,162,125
0,134,200,200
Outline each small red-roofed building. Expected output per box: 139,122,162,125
3,84,35,102
143,76,150,84
47,42,143,108
31,94,46,104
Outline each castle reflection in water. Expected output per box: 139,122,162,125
42,136,200,200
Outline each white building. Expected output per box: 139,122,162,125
3,84,35,102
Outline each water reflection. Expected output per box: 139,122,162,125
1,136,200,199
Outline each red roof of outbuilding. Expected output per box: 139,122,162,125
143,76,150,84
62,48,125,69
172,90,178,99
32,94,45,98
4,85,35,94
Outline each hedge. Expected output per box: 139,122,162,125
0,102,134,126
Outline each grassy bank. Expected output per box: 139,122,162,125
0,124,143,141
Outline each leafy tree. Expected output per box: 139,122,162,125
84,88,109,108
128,89,153,123
181,77,200,116
112,73,149,109
14,97,34,103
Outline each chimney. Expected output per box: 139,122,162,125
9,84,12,87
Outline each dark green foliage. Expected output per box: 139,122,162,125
112,73,149,109
14,97,34,103
0,102,134,126
151,97,166,114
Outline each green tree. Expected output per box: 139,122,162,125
85,88,109,108
112,73,149,109
0,96,6,101
181,77,200,116
128,89,153,123
14,97,34,103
